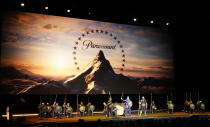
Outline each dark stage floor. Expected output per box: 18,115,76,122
1,112,210,127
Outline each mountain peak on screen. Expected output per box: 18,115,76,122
92,50,106,64
90,50,114,73
62,50,138,94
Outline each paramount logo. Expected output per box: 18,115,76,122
82,40,116,50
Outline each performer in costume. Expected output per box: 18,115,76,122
196,100,205,112
103,102,107,116
87,102,95,116
41,103,48,118
65,103,73,118
167,101,174,114
189,100,195,114
46,103,52,118
86,102,91,116
38,103,42,118
51,102,56,118
121,96,132,117
139,96,147,116
54,103,62,119
79,102,85,116
62,102,66,117
38,102,45,119
107,97,113,117
150,100,157,114
184,100,190,113
112,103,118,117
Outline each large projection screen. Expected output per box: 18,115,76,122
0,11,174,94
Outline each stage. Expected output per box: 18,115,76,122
2,112,210,127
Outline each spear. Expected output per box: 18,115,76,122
49,95,52,104
109,91,112,100
77,94,79,116
167,94,169,113
185,92,188,100
151,92,153,113
64,95,67,104
121,89,124,102
54,94,57,103
190,92,191,101
40,96,41,105
138,92,141,115
151,92,153,103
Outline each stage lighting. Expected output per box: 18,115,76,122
133,18,137,22
150,20,154,24
67,9,71,13
45,6,48,10
166,22,170,26
20,2,24,7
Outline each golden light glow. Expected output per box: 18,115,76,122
54,59,67,68
2,112,107,117
133,18,137,22
2,114,38,117
51,53,69,69
45,6,48,10
67,9,71,13
150,20,154,24
166,22,170,26
20,2,24,7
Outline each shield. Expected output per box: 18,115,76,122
41,106,48,113
152,105,156,109
190,104,195,110
66,107,73,113
55,105,62,113
128,101,133,108
108,103,113,108
89,105,95,111
168,104,174,109
80,106,86,112
47,106,52,112
200,103,205,110
113,103,125,116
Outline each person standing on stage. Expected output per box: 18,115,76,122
121,96,132,117
189,100,195,114
107,97,113,117
184,99,190,113
79,102,85,116
62,102,66,117
46,103,52,118
196,100,205,112
150,100,157,114
38,103,42,118
38,102,45,119
139,96,147,116
51,101,56,118
103,102,107,116
87,102,94,116
167,101,174,114
65,103,73,118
